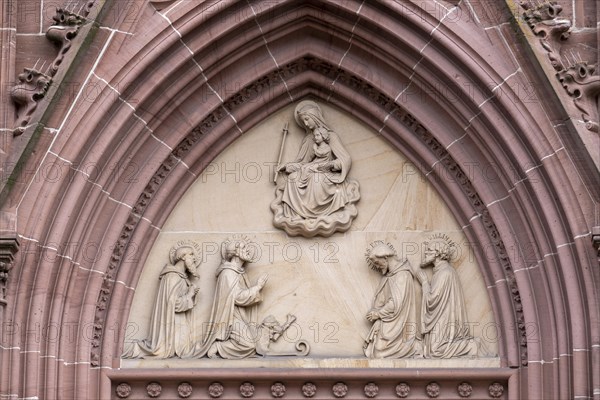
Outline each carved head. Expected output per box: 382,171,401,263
365,241,396,274
221,234,257,263
169,240,201,276
294,100,330,132
421,234,456,267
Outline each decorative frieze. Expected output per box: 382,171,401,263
109,376,511,399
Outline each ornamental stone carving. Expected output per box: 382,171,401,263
240,382,255,398
457,382,473,398
272,100,360,237
488,382,504,398
146,382,162,398
363,241,420,358
521,1,571,70
557,62,600,132
10,68,52,136
177,382,193,398
364,383,379,398
45,8,86,77
425,382,440,398
122,241,201,358
395,383,410,398
302,383,317,398
416,235,483,358
115,383,131,398
208,382,224,398
332,382,348,398
271,382,286,398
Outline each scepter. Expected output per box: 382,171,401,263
273,122,289,184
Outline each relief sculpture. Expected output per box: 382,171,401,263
271,100,360,237
363,241,421,358
192,234,268,358
122,240,201,358
124,235,310,359
416,234,485,358
192,234,309,358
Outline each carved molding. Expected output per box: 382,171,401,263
149,0,179,11
10,68,52,136
519,1,599,132
91,56,526,366
108,372,512,400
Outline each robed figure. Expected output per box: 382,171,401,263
416,238,479,358
122,242,201,359
192,235,268,358
363,241,421,358
272,100,360,237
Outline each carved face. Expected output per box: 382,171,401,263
301,114,316,130
239,242,255,262
181,251,196,271
371,256,389,274
313,131,323,144
421,247,437,268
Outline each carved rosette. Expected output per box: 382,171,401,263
208,382,224,398
177,382,193,398
115,383,131,398
240,382,255,398
271,382,286,398
426,382,440,398
488,382,504,398
332,382,348,398
146,382,162,398
302,382,317,398
395,383,410,398
364,382,379,398
457,382,473,398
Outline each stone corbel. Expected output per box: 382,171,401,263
593,227,600,259
557,63,600,132
521,1,571,71
10,68,52,136
0,237,20,307
45,8,86,77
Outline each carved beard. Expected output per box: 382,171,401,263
420,258,434,268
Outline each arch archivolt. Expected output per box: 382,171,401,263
4,1,595,399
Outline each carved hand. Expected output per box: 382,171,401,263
366,310,380,322
257,273,269,289
285,163,301,173
416,271,428,285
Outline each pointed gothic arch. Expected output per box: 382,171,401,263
1,1,596,398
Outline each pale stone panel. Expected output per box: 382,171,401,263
125,102,498,362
